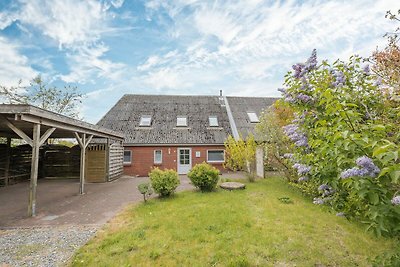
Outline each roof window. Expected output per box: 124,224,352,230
247,112,259,123
139,115,152,126
177,116,187,127
209,116,219,127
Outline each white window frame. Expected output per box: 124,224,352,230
177,116,188,127
207,149,225,163
139,115,152,126
123,150,132,165
154,150,162,164
247,112,259,123
209,115,219,127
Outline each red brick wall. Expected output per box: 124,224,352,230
123,145,226,176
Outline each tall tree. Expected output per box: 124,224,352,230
0,75,83,118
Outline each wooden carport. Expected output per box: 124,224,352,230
0,104,124,217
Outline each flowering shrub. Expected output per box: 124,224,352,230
279,49,400,236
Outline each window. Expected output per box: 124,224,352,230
247,112,259,123
123,150,132,164
207,150,225,163
154,150,162,164
177,116,187,127
139,115,152,126
209,116,218,127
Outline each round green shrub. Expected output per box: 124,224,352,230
188,162,220,192
149,168,180,197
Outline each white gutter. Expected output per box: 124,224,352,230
223,96,239,140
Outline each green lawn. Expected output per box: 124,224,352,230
72,177,398,266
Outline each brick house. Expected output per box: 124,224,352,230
97,94,277,176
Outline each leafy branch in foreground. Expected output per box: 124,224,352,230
0,75,83,118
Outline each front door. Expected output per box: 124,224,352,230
178,148,191,174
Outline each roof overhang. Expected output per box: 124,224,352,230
0,104,124,140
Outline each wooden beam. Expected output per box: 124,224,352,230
85,135,93,148
18,114,122,140
4,137,11,186
74,132,84,148
39,127,56,146
28,123,40,217
3,119,33,146
80,133,86,194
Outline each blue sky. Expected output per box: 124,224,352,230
0,0,396,123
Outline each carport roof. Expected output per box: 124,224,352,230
0,104,124,140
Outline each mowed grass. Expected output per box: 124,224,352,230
72,177,398,267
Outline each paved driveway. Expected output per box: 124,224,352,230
0,175,194,228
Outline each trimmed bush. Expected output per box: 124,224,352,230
188,162,220,192
149,168,179,197
138,183,153,202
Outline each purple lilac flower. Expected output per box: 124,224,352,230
318,184,330,191
332,70,345,87
356,156,380,175
298,176,309,182
282,124,308,147
363,64,370,75
293,163,311,175
313,198,324,205
340,156,380,179
283,153,294,159
391,196,400,206
292,49,318,79
292,63,306,79
305,49,317,70
296,93,312,103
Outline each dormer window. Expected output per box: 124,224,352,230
139,115,152,126
247,112,259,123
209,116,219,127
177,116,187,127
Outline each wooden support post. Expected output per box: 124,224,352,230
106,138,110,182
28,124,40,217
80,133,86,194
4,137,11,186
74,132,93,195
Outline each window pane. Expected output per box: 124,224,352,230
209,116,218,127
124,151,131,163
247,112,259,123
208,150,224,162
177,116,187,126
154,150,162,163
140,115,152,126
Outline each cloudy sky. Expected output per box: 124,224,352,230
0,0,397,122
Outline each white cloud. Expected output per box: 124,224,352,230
14,0,127,83
141,0,396,97
0,36,37,87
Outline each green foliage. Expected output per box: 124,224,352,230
149,168,180,197
187,162,220,192
256,107,294,178
0,75,83,118
138,183,153,202
280,51,400,237
224,135,257,182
